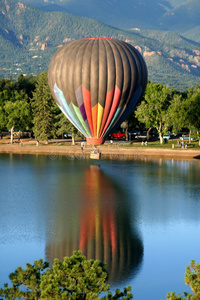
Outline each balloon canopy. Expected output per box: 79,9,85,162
48,38,148,145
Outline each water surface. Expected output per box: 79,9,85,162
0,154,200,299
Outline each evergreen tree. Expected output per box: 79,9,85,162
0,251,133,300
16,73,37,99
31,72,57,141
165,260,200,300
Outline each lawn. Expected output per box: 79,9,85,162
102,139,200,149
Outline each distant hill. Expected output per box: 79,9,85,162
0,0,200,91
159,0,200,33
183,26,200,43
14,0,200,42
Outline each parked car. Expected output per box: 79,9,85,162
129,131,141,136
158,132,174,139
163,134,171,139
180,134,195,140
63,133,72,139
135,132,150,139
110,131,126,139
127,132,141,140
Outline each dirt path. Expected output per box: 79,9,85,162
0,139,200,160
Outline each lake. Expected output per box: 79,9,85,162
0,154,200,299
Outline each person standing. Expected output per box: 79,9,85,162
81,142,84,154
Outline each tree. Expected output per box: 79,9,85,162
165,260,200,300
135,82,173,143
0,93,7,132
16,74,37,99
166,85,200,145
3,92,31,144
31,72,57,142
167,93,184,134
56,112,78,145
184,86,200,146
0,259,48,300
0,251,133,300
0,79,33,137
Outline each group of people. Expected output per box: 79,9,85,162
141,140,148,146
177,140,187,149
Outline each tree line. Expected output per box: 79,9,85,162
0,72,199,146
0,72,76,144
0,251,199,299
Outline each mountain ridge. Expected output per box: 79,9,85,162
0,0,200,91
13,0,200,39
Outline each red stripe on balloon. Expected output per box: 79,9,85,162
82,85,94,136
92,104,98,138
99,87,115,137
101,86,121,137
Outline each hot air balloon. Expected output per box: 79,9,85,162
48,38,147,145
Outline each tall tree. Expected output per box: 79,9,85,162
16,73,37,99
31,72,57,142
0,79,33,137
56,112,79,145
135,82,173,143
166,86,200,145
184,85,200,145
0,251,133,300
3,92,31,144
167,93,185,133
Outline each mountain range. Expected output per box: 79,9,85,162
0,0,200,91
13,0,200,42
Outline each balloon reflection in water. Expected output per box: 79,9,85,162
46,167,143,284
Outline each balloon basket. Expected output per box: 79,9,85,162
86,138,105,145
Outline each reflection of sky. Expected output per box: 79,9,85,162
102,159,200,225
103,158,200,299
0,155,200,300
131,221,200,300
129,159,200,226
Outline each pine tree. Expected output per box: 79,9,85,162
0,251,133,300
31,72,57,141
165,260,200,300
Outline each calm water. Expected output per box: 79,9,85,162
0,154,200,299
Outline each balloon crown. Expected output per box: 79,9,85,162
84,37,112,40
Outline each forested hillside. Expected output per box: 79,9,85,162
1,0,200,90
13,0,200,39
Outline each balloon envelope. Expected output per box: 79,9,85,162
48,38,148,144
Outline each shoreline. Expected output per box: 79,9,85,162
0,142,200,160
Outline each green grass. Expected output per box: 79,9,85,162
103,139,200,149
49,138,200,149
135,140,200,149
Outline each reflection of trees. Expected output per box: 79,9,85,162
46,165,143,285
